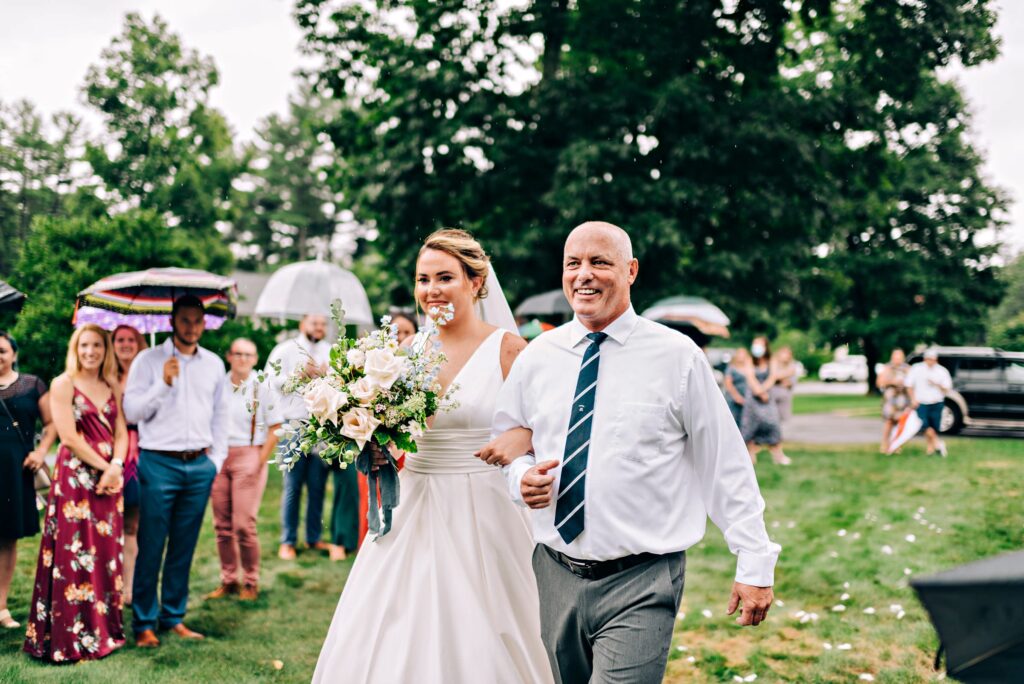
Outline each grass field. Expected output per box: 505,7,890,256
792,393,880,416
2,435,1021,683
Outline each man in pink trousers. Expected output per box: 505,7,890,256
207,338,282,601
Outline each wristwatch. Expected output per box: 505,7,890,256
111,458,125,469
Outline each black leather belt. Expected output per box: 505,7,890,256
151,448,208,462
545,545,661,581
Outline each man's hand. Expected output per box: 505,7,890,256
727,582,774,626
520,459,559,509
475,427,533,466
22,448,46,472
304,359,326,379
367,442,390,472
163,358,180,386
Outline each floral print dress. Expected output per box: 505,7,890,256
24,388,125,663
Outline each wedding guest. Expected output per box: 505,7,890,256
770,345,798,422
267,314,331,560
723,348,752,428
124,295,228,647
24,325,127,662
905,349,952,457
390,308,418,347
207,338,281,599
741,336,791,465
112,324,147,605
877,348,911,454
0,331,57,630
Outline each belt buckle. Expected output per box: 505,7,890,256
564,556,596,580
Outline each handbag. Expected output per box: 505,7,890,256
0,393,51,506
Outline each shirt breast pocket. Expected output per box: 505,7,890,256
612,402,668,462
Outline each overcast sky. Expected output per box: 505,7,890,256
0,0,1020,253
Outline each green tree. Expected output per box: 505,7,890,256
10,210,231,381
0,100,88,272
82,13,242,244
806,1,1006,387
231,86,353,268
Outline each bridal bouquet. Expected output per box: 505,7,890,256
274,301,455,470
265,302,455,537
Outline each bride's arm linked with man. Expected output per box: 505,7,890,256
481,221,780,684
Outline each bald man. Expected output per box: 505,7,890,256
490,222,780,684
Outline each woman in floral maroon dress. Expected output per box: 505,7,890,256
24,324,127,663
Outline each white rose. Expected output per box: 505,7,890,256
363,348,406,390
340,407,382,450
346,348,366,368
348,376,378,407
303,379,347,426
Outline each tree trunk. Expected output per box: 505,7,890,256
863,336,880,396
540,0,569,82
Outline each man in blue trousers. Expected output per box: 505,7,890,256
124,295,228,647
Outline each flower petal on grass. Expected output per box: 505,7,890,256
905,534,916,543
881,545,894,555
859,674,875,681
837,529,847,537
863,607,876,615
702,609,713,618
837,643,852,651
832,604,847,612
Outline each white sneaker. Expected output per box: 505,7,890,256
937,440,948,458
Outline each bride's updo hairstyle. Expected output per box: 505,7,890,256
419,229,490,300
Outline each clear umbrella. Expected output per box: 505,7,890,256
254,260,373,326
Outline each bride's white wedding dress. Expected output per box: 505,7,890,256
312,329,554,684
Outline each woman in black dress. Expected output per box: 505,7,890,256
0,331,57,629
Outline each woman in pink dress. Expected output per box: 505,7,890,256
24,324,128,663
112,324,146,604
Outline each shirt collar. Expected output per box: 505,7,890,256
161,337,200,358
567,306,639,349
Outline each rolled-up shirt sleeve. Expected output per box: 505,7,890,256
682,352,781,586
123,352,170,424
493,358,536,507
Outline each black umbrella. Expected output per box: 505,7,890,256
0,280,26,312
911,549,1024,683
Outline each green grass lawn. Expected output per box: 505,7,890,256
2,437,1022,683
793,393,880,416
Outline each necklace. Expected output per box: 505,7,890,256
0,372,17,390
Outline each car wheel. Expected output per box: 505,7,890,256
940,401,964,435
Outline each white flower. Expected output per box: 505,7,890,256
303,379,346,426
407,421,424,438
348,376,378,407
363,348,406,390
340,407,382,450
346,348,366,368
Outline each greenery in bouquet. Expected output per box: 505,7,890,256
273,301,456,470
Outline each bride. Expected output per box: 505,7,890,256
313,229,554,683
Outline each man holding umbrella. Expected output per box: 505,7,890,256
124,295,228,647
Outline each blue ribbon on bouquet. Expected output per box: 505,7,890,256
355,446,400,539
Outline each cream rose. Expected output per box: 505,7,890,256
348,376,378,407
303,379,347,426
363,348,406,390
346,348,366,368
340,407,381,450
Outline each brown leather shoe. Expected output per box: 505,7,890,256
168,623,205,640
205,583,239,600
328,544,348,562
135,629,160,648
238,584,259,601
278,544,296,560
308,541,331,552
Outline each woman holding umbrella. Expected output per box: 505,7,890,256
0,331,57,629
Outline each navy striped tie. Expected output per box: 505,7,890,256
554,331,607,544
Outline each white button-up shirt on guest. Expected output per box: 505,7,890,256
904,362,952,405
226,372,284,448
266,334,332,422
124,339,229,472
495,307,781,587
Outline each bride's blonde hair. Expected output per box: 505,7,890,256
419,229,490,300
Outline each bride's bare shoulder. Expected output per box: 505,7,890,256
499,331,528,379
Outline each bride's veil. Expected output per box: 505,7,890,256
475,267,518,334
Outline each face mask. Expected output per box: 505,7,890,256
751,344,766,358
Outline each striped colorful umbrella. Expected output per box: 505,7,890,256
73,267,237,333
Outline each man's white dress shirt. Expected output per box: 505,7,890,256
226,372,283,448
495,307,781,587
123,339,229,471
266,334,331,422
904,362,952,405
